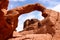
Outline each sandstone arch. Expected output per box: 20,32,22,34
6,3,46,30
6,3,56,37
0,0,59,40
0,2,47,40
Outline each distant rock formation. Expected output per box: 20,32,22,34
23,19,41,30
20,18,55,35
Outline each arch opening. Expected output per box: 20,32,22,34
16,10,44,32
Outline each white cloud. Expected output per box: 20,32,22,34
39,0,59,8
39,0,58,3
39,0,51,3
50,4,60,12
9,0,26,2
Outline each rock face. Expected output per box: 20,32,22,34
8,33,52,40
0,0,9,9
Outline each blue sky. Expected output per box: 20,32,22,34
8,0,60,32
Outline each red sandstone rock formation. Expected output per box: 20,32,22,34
0,0,9,9
0,1,46,40
8,34,52,40
0,0,60,40
8,8,60,40
42,9,60,40
13,4,60,40
19,18,55,36
23,19,40,30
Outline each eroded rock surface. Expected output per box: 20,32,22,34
0,0,9,9
8,33,52,40
23,19,40,30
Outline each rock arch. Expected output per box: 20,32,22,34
0,2,47,40
0,0,58,40
6,3,46,32
6,3,56,38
